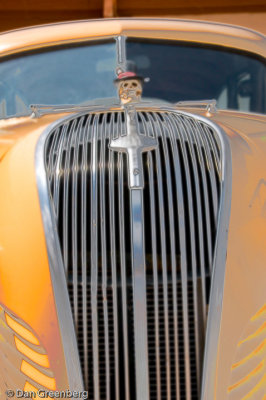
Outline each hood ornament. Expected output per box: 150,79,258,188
115,69,143,104
109,64,158,189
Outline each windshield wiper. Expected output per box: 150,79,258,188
30,97,172,118
176,99,217,113
30,98,121,118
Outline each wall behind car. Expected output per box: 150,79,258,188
0,0,265,34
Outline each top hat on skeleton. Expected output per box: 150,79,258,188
115,61,144,103
115,60,144,83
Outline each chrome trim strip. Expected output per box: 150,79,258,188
46,126,58,177
161,115,181,398
147,151,162,400
35,117,84,391
63,120,76,275
118,153,130,400
53,124,67,220
159,112,184,399
73,118,83,328
90,115,100,398
151,113,173,400
81,115,91,389
130,189,150,400
100,113,110,400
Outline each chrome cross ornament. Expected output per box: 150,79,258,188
109,106,158,188
110,69,158,188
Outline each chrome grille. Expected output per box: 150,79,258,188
45,109,222,400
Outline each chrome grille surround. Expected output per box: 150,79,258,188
36,104,231,400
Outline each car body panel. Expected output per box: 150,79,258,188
210,112,266,399
0,18,265,399
0,119,70,391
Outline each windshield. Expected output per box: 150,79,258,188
0,41,117,118
0,38,265,118
127,39,266,114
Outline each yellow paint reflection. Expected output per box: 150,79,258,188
238,322,266,346
5,314,39,345
228,361,264,392
242,373,266,399
232,339,266,369
251,304,266,322
21,360,56,390
15,336,50,368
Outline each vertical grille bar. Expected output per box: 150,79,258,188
63,120,77,274
147,151,162,400
118,153,130,400
53,124,68,220
72,118,84,327
91,115,100,399
47,126,60,197
109,114,120,400
130,188,150,400
47,126,58,174
81,116,92,390
100,113,110,400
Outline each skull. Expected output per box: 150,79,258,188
118,79,143,104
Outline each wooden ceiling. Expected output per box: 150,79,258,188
0,0,266,32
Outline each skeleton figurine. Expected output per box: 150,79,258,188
115,70,143,104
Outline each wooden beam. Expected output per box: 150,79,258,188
117,0,266,15
0,0,101,11
118,0,266,10
0,10,102,33
103,0,117,17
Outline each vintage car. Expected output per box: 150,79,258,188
0,18,265,400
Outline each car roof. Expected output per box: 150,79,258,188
0,18,265,58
